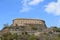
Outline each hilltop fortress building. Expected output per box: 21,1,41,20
2,18,47,35
12,18,47,30
13,18,46,27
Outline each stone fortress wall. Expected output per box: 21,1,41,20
12,18,46,26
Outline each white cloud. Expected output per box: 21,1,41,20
20,0,44,12
28,0,44,5
20,0,30,12
20,6,31,12
45,0,60,16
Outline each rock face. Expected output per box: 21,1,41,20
1,18,47,35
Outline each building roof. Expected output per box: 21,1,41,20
13,18,45,22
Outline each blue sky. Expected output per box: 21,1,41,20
0,0,60,30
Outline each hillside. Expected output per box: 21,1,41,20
0,18,60,40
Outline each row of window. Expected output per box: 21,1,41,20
14,20,42,24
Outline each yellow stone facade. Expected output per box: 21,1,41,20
12,18,45,26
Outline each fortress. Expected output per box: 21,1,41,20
1,18,47,35
12,18,46,26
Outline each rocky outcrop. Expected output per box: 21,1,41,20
1,18,47,35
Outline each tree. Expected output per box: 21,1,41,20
2,24,10,30
27,34,39,40
12,33,18,40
